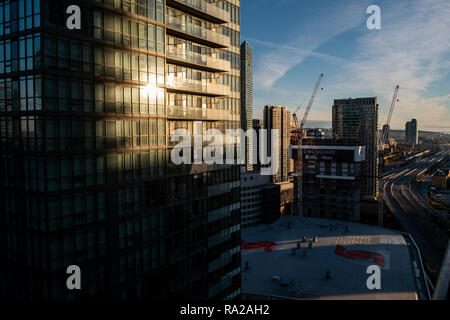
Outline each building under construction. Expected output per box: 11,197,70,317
300,139,366,222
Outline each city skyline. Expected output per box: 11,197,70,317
241,0,450,133
1,0,449,304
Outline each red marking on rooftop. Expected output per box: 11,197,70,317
241,241,276,252
335,245,384,267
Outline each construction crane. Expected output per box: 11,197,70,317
291,73,324,143
300,73,324,131
291,73,324,216
379,85,400,148
291,106,302,136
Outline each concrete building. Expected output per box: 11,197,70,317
240,41,253,171
240,168,270,227
263,105,291,183
241,216,431,300
299,139,366,222
332,97,381,225
0,0,241,300
405,119,419,146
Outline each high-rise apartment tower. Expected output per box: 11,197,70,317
263,105,290,183
240,41,253,171
0,0,241,300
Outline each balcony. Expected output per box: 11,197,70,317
166,0,230,24
166,46,231,73
167,105,238,121
166,15,229,48
166,76,230,96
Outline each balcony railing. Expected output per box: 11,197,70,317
166,46,231,73
166,76,229,96
169,0,230,24
166,105,238,121
167,15,229,48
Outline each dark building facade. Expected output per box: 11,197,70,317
263,105,290,183
261,184,280,225
405,118,418,146
300,139,365,222
332,97,381,225
0,0,241,300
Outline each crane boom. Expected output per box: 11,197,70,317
300,73,324,130
291,73,324,217
381,85,400,145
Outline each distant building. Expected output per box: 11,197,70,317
332,97,381,225
263,106,291,183
305,128,326,139
431,170,450,190
241,41,254,171
405,119,419,146
240,168,271,227
300,139,365,222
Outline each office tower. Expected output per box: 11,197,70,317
0,0,241,300
240,41,253,171
263,105,290,183
332,98,381,225
301,139,366,222
405,119,418,146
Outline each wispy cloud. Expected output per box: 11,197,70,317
251,1,367,89
247,38,346,64
333,0,450,131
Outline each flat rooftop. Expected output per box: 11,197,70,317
241,216,426,300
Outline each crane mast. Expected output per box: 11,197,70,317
380,85,400,147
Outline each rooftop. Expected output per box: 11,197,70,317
241,216,427,300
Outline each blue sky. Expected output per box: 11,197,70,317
240,0,450,132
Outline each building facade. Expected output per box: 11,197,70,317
300,139,365,222
240,167,270,227
332,98,380,225
240,40,253,171
263,105,290,183
405,119,418,146
0,0,241,300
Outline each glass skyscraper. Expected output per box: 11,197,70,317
332,97,381,225
0,0,241,300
